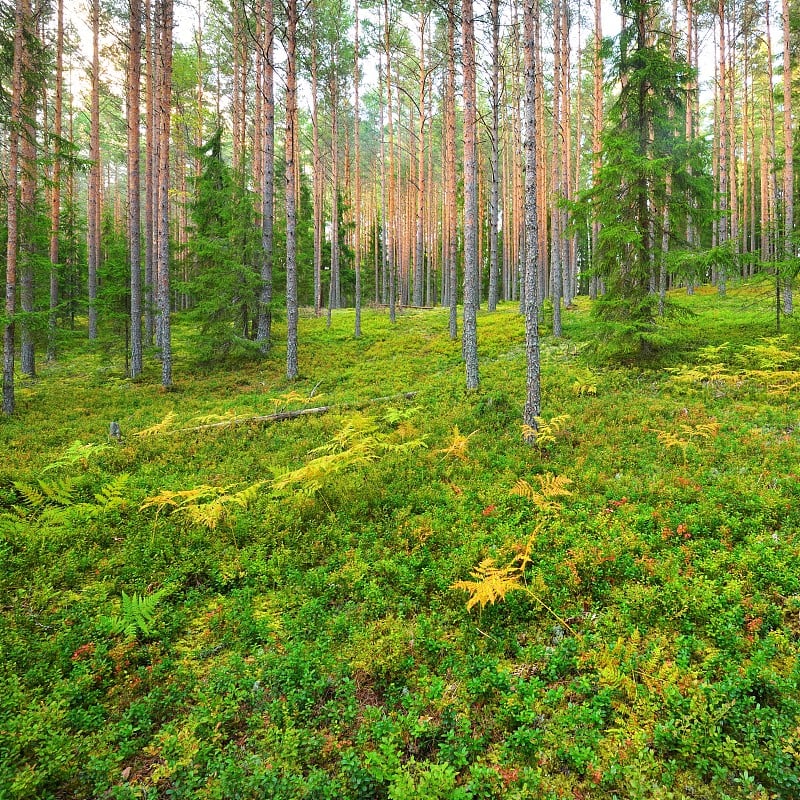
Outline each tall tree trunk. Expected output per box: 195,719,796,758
379,57,388,305
285,0,299,379
48,0,64,362
385,0,397,324
144,0,156,344
413,12,426,308
129,0,143,377
488,0,501,311
462,0,479,388
523,0,540,435
311,30,322,316
782,0,794,313
550,0,563,335
354,0,362,337
88,0,101,340
446,0,457,338
329,71,340,319
156,0,173,387
20,1,37,377
717,0,728,296
257,0,274,351
3,0,27,414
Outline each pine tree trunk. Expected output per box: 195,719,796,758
285,0,299,379
488,0,501,311
446,0,457,339
462,0,479,389
354,2,362,337
157,0,173,387
144,0,156,344
329,72,340,319
48,0,64,363
129,0,143,377
311,32,322,316
717,0,728,296
3,0,26,415
523,0,540,435
782,0,794,313
88,0,101,340
385,0,397,324
257,0,274,351
20,1,37,378
413,12,426,308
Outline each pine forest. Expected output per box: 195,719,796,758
2,0,800,796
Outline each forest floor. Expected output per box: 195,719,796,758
2,279,800,799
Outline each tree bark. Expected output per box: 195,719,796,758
88,0,101,340
354,1,362,337
145,0,156,344
385,0,397,324
285,0,299,379
782,0,794,313
257,0,275,351
523,0,540,436
462,0,479,389
488,0,501,311
48,0,64,363
129,0,143,377
156,0,173,387
19,0,37,377
3,0,26,414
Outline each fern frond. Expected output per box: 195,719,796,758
572,381,597,397
38,478,75,507
134,412,177,437
41,440,111,473
451,558,525,611
107,590,165,638
13,482,47,512
94,474,131,509
536,473,573,498
526,414,571,449
186,410,241,427
510,478,535,499
435,426,477,461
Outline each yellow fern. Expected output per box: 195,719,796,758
274,415,426,497
452,541,576,634
135,412,177,437
523,414,571,448
510,478,535,500
435,426,476,461
451,557,526,611
510,473,572,512
140,482,265,529
272,390,322,412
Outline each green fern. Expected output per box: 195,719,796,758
105,590,165,639
13,478,75,517
41,440,111,473
93,474,131,510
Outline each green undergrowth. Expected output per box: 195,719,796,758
2,283,800,799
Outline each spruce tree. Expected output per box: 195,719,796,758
582,0,709,357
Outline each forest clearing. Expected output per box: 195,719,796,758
2,285,800,798
4,0,800,794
